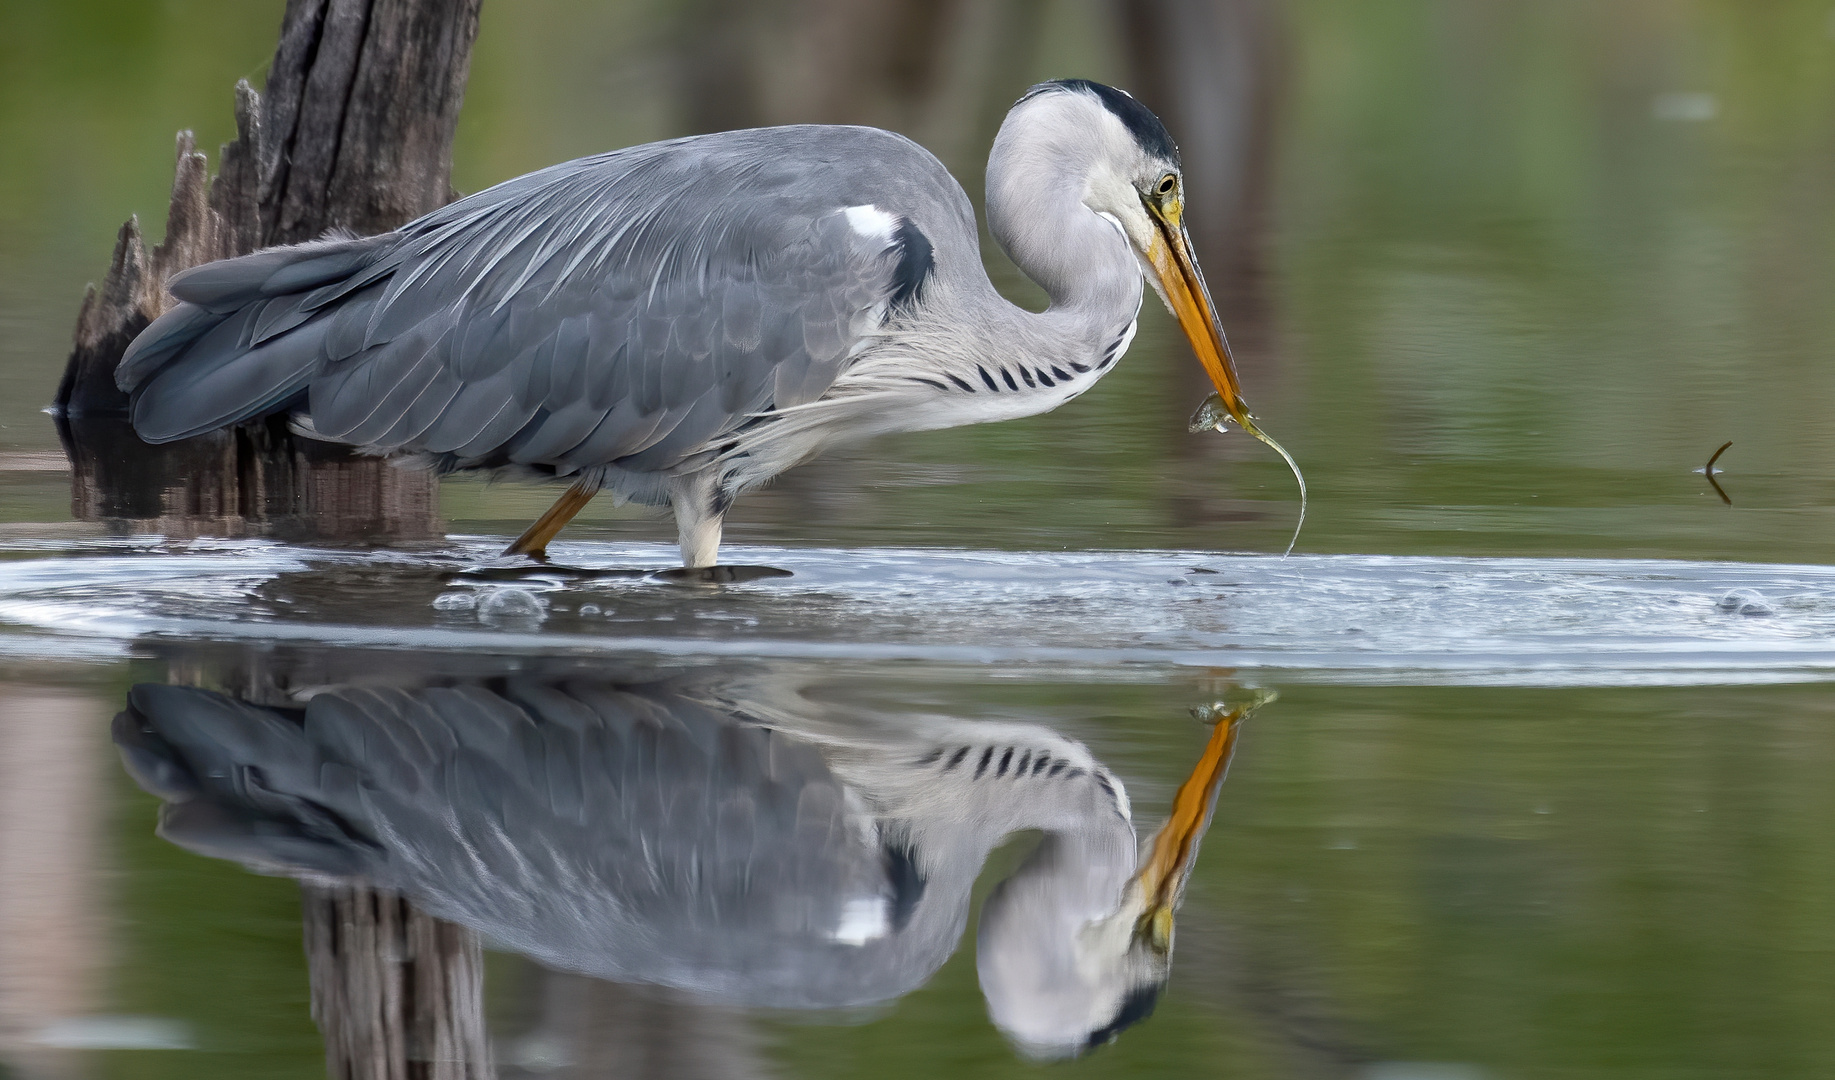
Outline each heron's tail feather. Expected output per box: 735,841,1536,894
113,684,376,877
116,234,394,443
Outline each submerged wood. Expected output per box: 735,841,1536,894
55,0,482,542
303,883,495,1080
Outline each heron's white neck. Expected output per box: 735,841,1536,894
985,104,1144,339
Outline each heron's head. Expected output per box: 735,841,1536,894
998,79,1257,435
975,832,1173,1060
972,702,1252,1058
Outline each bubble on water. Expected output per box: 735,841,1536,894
431,591,477,612
1652,91,1718,122
477,587,548,624
32,1016,193,1051
1718,588,1774,616
579,603,601,616
1362,1064,1489,1080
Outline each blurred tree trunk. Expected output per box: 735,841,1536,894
1117,0,1293,534
54,0,482,544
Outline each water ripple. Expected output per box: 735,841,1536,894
1,537,1833,686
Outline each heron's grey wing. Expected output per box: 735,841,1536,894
122,129,938,480
343,680,895,983
113,685,378,877
112,677,916,1005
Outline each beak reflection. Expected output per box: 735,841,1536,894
1133,689,1272,955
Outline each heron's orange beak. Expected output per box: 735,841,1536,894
1143,199,1253,431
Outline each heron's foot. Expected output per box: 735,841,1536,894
502,543,550,563
502,478,603,561
458,564,649,583
652,565,794,584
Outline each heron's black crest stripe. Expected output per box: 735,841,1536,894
944,746,971,771
996,747,1015,777
1087,984,1163,1049
883,842,927,932
888,217,934,311
974,746,994,779
1001,368,1020,392
1020,79,1179,165
946,373,976,393
979,366,1000,392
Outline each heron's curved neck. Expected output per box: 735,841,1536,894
984,123,1143,342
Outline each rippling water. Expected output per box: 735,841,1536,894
5,538,1835,684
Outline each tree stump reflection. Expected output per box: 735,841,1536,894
304,884,494,1080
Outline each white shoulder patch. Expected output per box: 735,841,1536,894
844,204,898,242
832,896,891,946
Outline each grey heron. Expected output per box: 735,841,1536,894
116,79,1290,567
114,667,1255,1057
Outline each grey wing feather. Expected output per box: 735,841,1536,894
114,678,893,1002
118,128,941,481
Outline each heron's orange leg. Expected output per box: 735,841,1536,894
503,478,601,560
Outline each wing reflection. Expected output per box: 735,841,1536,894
114,661,1255,1059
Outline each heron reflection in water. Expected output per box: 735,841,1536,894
115,668,1261,1057
116,79,1294,569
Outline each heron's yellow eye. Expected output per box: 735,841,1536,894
1155,173,1178,198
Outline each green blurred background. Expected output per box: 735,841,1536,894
3,3,1835,1078
3,0,1833,560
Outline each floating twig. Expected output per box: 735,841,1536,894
1702,440,1732,505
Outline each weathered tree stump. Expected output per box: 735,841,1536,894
55,0,483,543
